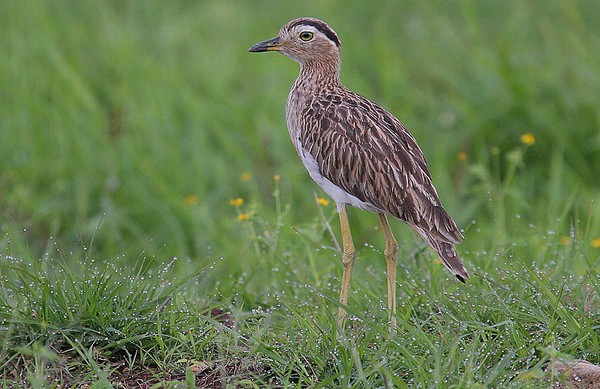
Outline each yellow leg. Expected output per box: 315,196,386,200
378,213,398,332
337,205,356,327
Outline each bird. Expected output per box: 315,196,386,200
248,17,469,330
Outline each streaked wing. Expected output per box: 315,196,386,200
299,88,462,244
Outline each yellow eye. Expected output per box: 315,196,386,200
299,31,314,41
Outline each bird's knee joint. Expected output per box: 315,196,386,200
342,250,356,266
384,243,398,259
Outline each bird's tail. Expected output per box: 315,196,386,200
414,227,470,282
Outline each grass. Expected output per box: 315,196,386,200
1,0,599,387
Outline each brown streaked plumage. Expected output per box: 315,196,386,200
249,17,469,330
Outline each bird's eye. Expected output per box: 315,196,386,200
299,31,314,41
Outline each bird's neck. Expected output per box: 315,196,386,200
296,59,341,90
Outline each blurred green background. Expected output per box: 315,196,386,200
2,2,600,384
1,0,599,275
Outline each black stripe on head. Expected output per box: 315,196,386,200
289,18,341,47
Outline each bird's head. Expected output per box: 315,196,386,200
248,18,341,65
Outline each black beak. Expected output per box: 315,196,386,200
248,37,281,52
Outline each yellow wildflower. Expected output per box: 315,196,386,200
592,238,600,248
560,236,571,245
457,151,467,161
317,197,330,206
184,194,198,205
273,174,281,181
240,172,253,182
238,213,250,221
520,133,536,146
229,198,244,207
